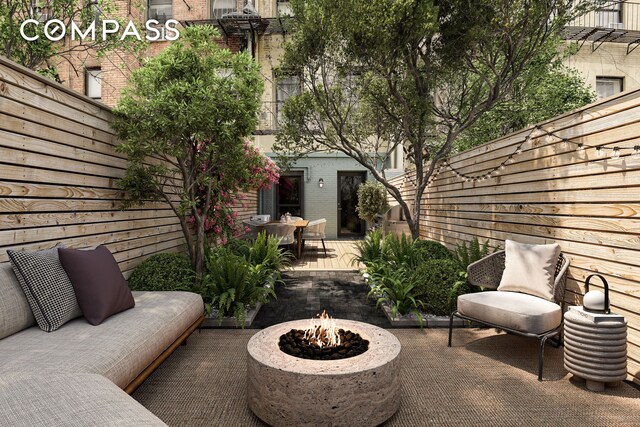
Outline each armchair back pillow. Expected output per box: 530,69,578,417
498,240,561,301
58,246,135,325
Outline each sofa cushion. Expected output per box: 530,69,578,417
0,372,166,426
0,291,203,388
457,291,562,335
498,240,561,301
0,263,35,339
7,245,82,332
59,246,135,325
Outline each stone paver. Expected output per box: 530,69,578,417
252,271,389,328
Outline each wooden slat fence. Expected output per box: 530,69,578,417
390,90,640,383
0,57,257,277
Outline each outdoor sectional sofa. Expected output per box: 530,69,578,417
0,261,204,426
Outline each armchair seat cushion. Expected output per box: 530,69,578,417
457,291,562,335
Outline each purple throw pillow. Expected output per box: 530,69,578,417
58,245,135,325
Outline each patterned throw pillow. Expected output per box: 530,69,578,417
7,245,82,332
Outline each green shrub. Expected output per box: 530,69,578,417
128,253,195,291
415,240,454,261
202,248,276,327
411,259,464,316
226,238,251,259
352,228,385,266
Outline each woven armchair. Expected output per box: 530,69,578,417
467,251,570,303
449,250,570,381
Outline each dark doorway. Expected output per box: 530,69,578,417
276,172,304,219
337,171,366,237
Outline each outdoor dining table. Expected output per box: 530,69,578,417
262,219,309,258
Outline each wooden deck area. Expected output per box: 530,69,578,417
291,240,360,271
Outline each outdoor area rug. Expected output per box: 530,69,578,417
133,328,640,426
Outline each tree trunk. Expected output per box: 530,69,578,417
193,222,206,287
408,213,420,240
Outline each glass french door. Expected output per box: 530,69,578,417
337,171,366,237
276,172,304,219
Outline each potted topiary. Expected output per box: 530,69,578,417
356,181,389,231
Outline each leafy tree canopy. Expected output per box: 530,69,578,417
456,48,596,152
0,0,146,78
274,0,602,239
113,25,266,280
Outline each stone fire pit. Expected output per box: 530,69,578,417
247,319,401,427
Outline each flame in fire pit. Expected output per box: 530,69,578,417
303,310,341,348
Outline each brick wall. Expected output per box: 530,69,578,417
58,0,249,107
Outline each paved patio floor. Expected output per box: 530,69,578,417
251,271,389,328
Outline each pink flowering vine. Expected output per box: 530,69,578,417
188,140,280,244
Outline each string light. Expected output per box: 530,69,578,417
530,127,543,139
611,147,621,160
427,114,640,188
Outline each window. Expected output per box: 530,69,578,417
596,77,623,99
30,0,49,22
211,0,236,19
85,68,102,101
277,0,293,16
275,74,301,125
596,1,622,29
148,0,172,23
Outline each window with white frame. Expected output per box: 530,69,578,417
277,0,293,16
85,68,102,101
596,77,623,99
148,0,172,23
275,74,301,125
211,0,236,19
596,1,622,29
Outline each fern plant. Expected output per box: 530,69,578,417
248,231,292,274
369,267,424,327
351,228,385,267
202,248,276,327
382,233,423,269
451,237,499,297
453,237,494,269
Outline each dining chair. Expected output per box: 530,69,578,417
242,219,262,240
264,223,297,248
303,219,327,255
